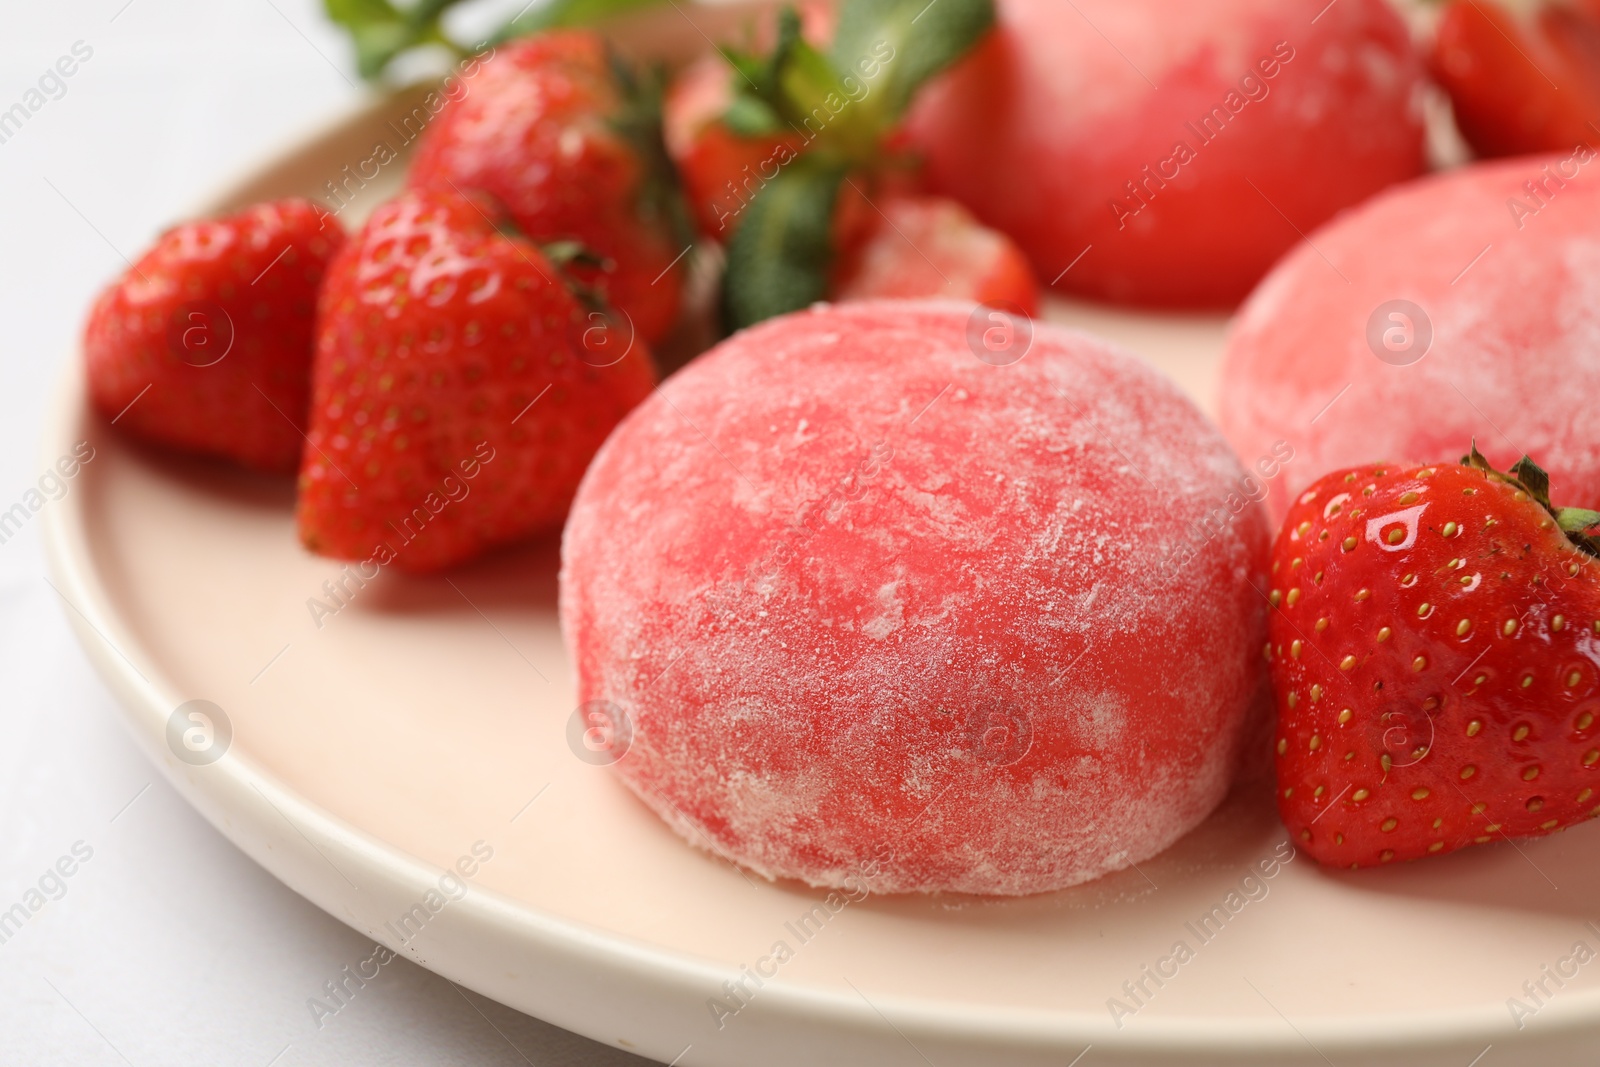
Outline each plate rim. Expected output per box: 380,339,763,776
41,80,1600,1067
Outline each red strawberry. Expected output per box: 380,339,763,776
697,0,998,330
1431,0,1600,158
662,1,837,241
297,189,656,573
1270,447,1600,868
662,0,906,248
663,52,808,240
84,198,342,472
830,195,1040,314
665,61,1040,313
406,32,688,347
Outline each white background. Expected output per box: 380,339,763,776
0,3,657,1063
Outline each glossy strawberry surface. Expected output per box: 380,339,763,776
298,189,656,573
85,198,342,472
407,32,686,345
1270,456,1600,868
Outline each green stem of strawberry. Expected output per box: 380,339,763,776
718,0,997,330
1557,507,1600,537
1464,440,1600,556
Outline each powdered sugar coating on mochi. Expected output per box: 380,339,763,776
1218,153,1600,525
905,0,1424,306
561,302,1270,896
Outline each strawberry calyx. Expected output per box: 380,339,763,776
479,206,629,322
481,202,604,274
541,239,610,272
539,239,635,323
605,50,698,254
324,0,461,81
719,7,885,165
1463,440,1600,555
719,0,997,330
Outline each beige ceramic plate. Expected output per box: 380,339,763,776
42,6,1600,1064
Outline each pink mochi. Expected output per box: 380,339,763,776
1219,151,1600,525
905,0,1426,308
560,301,1270,895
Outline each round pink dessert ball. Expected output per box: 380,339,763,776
1218,151,1600,526
561,302,1269,895
905,0,1426,308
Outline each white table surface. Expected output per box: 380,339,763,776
0,3,658,1063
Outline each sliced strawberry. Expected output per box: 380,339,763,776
830,195,1040,313
406,32,689,345
1270,448,1600,868
84,198,342,473
1431,0,1600,158
298,189,656,573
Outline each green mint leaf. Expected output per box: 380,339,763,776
777,35,858,138
323,0,405,80
720,7,893,158
324,0,401,18
722,10,843,126
714,0,994,159
721,156,848,332
324,0,465,80
723,94,785,137
1557,507,1600,558
830,0,995,125
325,0,670,81
718,7,800,101
492,0,666,43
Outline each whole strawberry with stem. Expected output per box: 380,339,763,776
662,1,834,240
406,31,689,347
664,37,1039,314
660,0,1015,330
297,188,656,573
85,198,343,472
1270,445,1600,868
